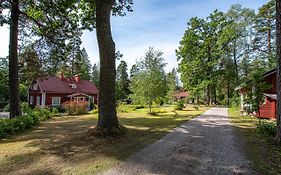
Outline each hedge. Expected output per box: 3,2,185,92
0,107,59,138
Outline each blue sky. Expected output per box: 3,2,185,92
0,0,267,71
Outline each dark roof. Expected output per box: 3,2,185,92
36,76,99,95
235,68,277,91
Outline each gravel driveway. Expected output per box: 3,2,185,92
102,107,253,175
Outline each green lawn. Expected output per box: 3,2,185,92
228,108,281,175
0,105,206,175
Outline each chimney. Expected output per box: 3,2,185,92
75,75,80,83
59,72,64,80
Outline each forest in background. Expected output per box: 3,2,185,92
0,0,277,110
177,1,276,106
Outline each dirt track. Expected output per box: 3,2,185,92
102,108,253,175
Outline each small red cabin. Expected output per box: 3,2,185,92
28,74,99,108
237,69,277,119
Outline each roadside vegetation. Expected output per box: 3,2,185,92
229,108,281,175
0,105,206,175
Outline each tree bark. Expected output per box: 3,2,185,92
96,0,119,129
233,40,239,85
275,0,281,144
9,0,21,118
206,86,210,106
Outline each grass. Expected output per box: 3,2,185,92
0,105,207,175
228,108,281,175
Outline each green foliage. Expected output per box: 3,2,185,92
166,68,178,103
0,57,8,110
117,104,136,113
256,121,276,137
62,101,88,115
0,106,60,138
91,63,100,89
3,104,10,112
116,60,130,100
243,70,271,115
130,47,167,109
175,100,185,110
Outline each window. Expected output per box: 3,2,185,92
32,84,38,90
52,97,61,106
36,96,40,105
30,96,34,105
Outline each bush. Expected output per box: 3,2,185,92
62,101,88,115
175,100,185,110
21,102,32,114
256,121,276,137
0,114,39,138
0,107,58,138
51,107,60,117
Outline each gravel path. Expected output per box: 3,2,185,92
102,107,253,175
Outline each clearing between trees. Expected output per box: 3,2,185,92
0,105,205,175
103,107,253,175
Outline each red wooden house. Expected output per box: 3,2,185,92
28,74,99,108
237,69,276,119
173,91,189,101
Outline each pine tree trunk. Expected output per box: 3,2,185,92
275,0,281,144
206,86,210,106
233,40,239,85
96,0,119,129
9,0,21,118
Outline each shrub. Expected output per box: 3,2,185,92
175,100,185,110
51,107,60,117
0,114,39,138
0,107,57,138
62,101,88,115
21,102,31,114
256,121,276,137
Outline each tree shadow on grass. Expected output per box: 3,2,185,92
0,115,190,175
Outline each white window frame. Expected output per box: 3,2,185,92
52,97,61,106
36,96,40,106
30,96,34,105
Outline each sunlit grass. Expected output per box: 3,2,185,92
228,108,281,175
0,105,207,175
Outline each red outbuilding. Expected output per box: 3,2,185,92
237,69,276,119
28,74,99,108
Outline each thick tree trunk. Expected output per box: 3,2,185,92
275,0,281,144
9,0,21,118
96,0,119,129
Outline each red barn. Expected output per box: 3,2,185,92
237,69,276,119
28,74,99,108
